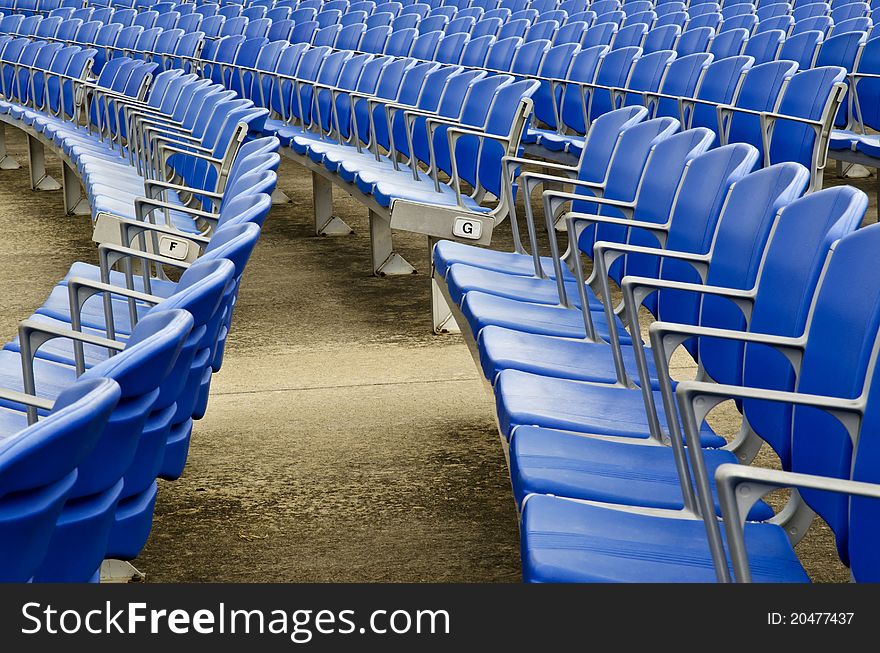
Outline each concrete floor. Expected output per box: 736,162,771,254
0,126,874,582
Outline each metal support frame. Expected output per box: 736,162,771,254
369,209,416,276
27,133,61,191
62,161,90,215
0,123,20,170
271,187,291,205
312,171,353,236
429,237,461,334
100,559,145,583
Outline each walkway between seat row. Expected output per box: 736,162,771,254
0,127,863,582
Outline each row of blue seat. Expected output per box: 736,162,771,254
0,40,280,581
186,34,845,190
430,106,880,582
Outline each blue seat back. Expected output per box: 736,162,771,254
743,28,785,63
711,27,749,59
643,24,681,52
590,45,641,122
770,65,847,168
576,117,679,256
676,27,715,57
779,223,880,567
73,309,193,497
612,22,648,50
459,33,494,66
622,128,717,286
485,35,522,70
686,163,810,375
531,42,580,129
739,186,866,468
510,38,551,75
654,52,713,120
779,29,824,69
583,21,619,48
727,59,798,157
691,54,753,131
559,45,608,134
0,377,119,582
623,49,676,107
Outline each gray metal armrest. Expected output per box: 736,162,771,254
17,318,124,423
0,387,54,423
676,378,865,583
715,464,880,582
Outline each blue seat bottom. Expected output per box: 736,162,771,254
433,239,576,281
509,425,774,520
461,290,632,344
520,493,809,583
478,325,665,389
495,368,726,447
445,262,604,310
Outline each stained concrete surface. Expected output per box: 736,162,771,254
0,126,875,582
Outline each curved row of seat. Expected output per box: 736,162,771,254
429,106,880,582
166,31,845,284
0,40,280,581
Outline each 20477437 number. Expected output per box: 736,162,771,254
767,612,854,625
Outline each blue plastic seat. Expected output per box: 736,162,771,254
687,12,722,31
832,16,873,34
521,212,880,584
459,32,494,65
612,22,648,49
582,22,619,47
269,16,301,42
471,16,503,39
780,28,824,68
652,51,714,121
0,309,194,581
689,54,753,131
743,27,785,62
496,17,528,40
793,14,834,35
0,378,119,582
756,14,795,33
526,18,560,43
490,161,808,450
710,26,748,58
642,24,681,52
472,141,756,390
655,10,688,29
675,25,714,55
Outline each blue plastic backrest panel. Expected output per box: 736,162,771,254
691,55,753,131
623,49,675,107
558,45,607,134
728,59,799,157
711,27,748,60
203,222,263,277
473,79,540,196
532,42,579,127
817,30,869,125
654,52,713,121
0,378,119,498
612,23,647,50
576,117,680,264
852,36,880,131
675,26,713,56
791,223,880,566
643,24,681,53
780,29,824,70
590,45,641,122
653,145,760,331
741,186,866,466
770,65,846,167
486,35,524,71
693,163,810,384
744,29,785,64
583,21,618,48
